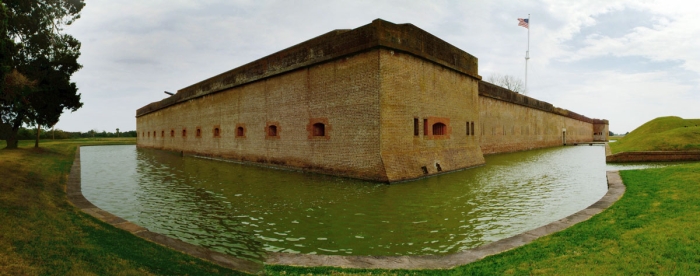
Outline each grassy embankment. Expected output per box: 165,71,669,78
3,138,700,275
0,139,244,275
610,116,700,154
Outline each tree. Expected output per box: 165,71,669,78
1,0,85,149
487,74,525,94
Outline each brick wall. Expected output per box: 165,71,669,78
137,50,386,181
136,19,479,118
593,119,609,142
477,82,595,154
377,48,484,182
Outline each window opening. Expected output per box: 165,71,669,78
196,128,201,137
182,129,187,137
436,163,442,172
236,127,244,137
170,130,174,137
421,166,428,175
466,122,470,136
423,119,428,135
433,123,446,136
313,123,325,136
414,118,419,136
161,131,164,137
268,125,278,137
214,127,220,137
471,122,475,136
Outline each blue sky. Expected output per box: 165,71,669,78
58,0,699,133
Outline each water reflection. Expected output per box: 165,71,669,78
81,145,653,261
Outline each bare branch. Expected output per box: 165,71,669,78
486,74,526,94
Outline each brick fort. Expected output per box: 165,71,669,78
136,19,609,183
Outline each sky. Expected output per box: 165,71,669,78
56,0,700,134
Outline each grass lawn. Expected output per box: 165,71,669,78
0,139,245,275
610,116,700,154
3,139,699,275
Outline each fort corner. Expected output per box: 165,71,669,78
136,19,608,183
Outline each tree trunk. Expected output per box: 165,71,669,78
4,119,22,149
35,125,40,148
5,132,19,149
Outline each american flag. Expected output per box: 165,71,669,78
518,18,529,29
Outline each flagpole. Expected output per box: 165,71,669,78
525,14,530,94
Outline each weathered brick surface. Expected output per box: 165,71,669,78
593,119,609,142
138,50,385,181
378,48,484,181
137,19,478,118
478,96,594,154
477,81,602,154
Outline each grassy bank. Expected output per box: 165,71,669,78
610,116,700,154
267,162,700,275
0,139,244,275
4,139,700,275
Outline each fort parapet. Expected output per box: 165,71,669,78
137,19,478,117
136,19,608,182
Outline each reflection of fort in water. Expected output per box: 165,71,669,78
80,145,610,259
136,19,609,182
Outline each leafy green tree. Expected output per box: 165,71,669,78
1,0,85,149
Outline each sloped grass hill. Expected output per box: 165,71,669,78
610,116,700,154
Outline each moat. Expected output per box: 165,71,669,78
81,145,668,262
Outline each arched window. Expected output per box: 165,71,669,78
433,123,446,136
266,122,280,139
313,123,325,136
307,119,329,139
170,130,174,137
153,131,156,138
161,130,164,137
214,127,220,137
196,128,201,138
182,129,187,137
236,127,244,137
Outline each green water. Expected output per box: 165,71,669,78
80,145,658,261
